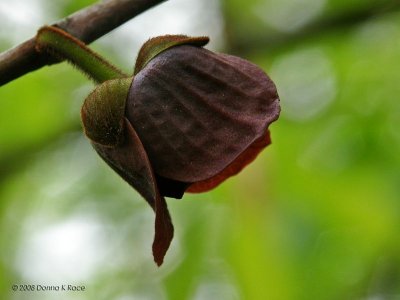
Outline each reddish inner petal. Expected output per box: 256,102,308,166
187,129,271,193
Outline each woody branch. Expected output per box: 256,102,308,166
0,0,167,86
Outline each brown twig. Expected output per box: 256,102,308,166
0,0,167,86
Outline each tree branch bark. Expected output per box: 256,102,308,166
0,0,167,86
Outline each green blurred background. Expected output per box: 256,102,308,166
1,0,400,299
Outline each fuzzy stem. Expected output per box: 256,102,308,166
0,0,167,86
36,26,129,83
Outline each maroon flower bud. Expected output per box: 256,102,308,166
81,35,280,266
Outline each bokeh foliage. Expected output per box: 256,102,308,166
1,0,400,299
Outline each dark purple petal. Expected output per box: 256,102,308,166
134,35,209,75
187,130,271,193
92,118,173,266
126,45,280,184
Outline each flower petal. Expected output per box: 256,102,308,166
134,35,209,75
187,130,271,193
127,46,280,183
92,118,173,266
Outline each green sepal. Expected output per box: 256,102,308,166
134,35,209,75
81,77,132,146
